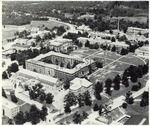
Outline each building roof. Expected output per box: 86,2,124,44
2,97,18,109
124,115,148,125
77,25,91,31
70,78,92,90
110,42,129,47
2,49,16,55
27,51,94,74
18,68,58,84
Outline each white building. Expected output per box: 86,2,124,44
70,78,93,95
17,69,60,87
77,24,92,32
49,38,72,52
127,27,149,35
2,97,20,119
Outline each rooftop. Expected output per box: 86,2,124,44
2,97,18,109
18,68,58,84
70,78,92,90
27,51,94,74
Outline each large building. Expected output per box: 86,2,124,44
26,51,95,80
49,38,72,52
69,78,93,95
2,97,20,119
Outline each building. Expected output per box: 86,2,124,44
78,13,95,20
77,24,92,32
127,27,149,35
135,46,149,58
2,97,20,119
27,30,50,39
17,68,60,87
69,78,93,95
109,41,129,50
12,43,30,51
2,49,16,59
77,37,111,47
26,51,95,80
49,38,72,52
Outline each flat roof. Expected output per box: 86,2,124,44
2,97,18,109
70,78,92,90
18,68,58,84
27,51,94,74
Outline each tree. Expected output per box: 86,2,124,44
113,74,121,90
73,112,83,124
40,105,48,121
63,79,70,90
111,37,116,42
111,46,116,52
77,94,84,107
2,71,8,79
99,105,102,116
93,104,99,111
64,92,77,107
84,91,92,106
78,42,83,48
96,62,103,68
95,81,103,93
138,82,142,89
88,65,92,74
60,62,64,67
45,93,54,104
140,91,149,107
105,78,112,95
66,62,71,69
94,90,102,100
29,105,41,124
122,102,127,108
10,94,18,103
10,63,19,72
29,90,36,100
109,30,113,34
82,111,88,119
122,77,129,87
120,48,128,55
35,35,41,43
8,119,14,125
10,53,16,61
131,85,139,91
39,92,46,102
14,111,25,124
2,88,7,98
85,40,90,47
64,104,71,113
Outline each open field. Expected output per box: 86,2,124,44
30,20,69,29
89,69,120,83
118,55,145,65
96,51,121,60
105,61,131,72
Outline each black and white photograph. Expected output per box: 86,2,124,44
2,1,149,125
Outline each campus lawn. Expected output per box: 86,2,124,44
105,61,131,72
70,52,88,58
89,69,120,83
96,51,121,60
118,54,145,65
89,56,113,66
30,20,69,29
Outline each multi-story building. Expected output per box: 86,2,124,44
69,77,93,96
2,97,20,119
49,38,72,52
26,51,95,80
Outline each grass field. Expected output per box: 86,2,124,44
96,51,121,60
105,61,131,72
118,55,145,65
30,20,69,29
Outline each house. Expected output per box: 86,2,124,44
2,97,20,119
69,78,93,95
77,24,92,32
